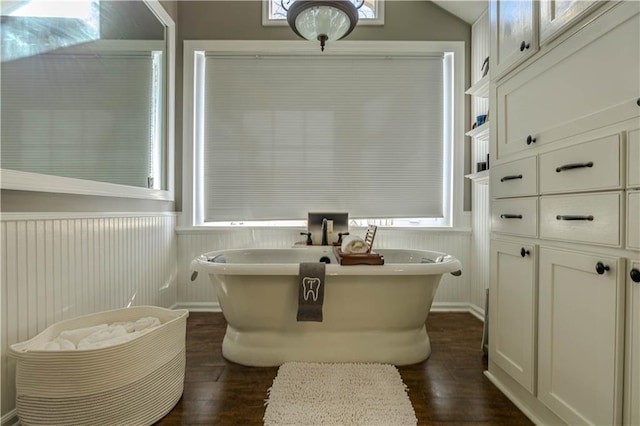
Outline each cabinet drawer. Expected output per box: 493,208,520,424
540,192,622,247
491,157,537,198
495,7,640,159
539,133,622,194
628,191,640,251
629,128,640,188
492,198,538,237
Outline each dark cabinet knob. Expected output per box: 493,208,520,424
637,98,640,107
595,262,610,275
520,248,530,258
526,135,536,145
631,268,640,283
519,41,530,52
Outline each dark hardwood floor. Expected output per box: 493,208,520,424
156,312,533,425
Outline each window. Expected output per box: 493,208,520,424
263,0,384,26
182,41,465,228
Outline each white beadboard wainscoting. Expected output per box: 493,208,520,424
0,213,178,425
470,180,491,316
176,227,474,314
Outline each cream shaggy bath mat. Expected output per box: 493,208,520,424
263,362,417,426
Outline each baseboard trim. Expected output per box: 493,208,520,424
467,303,485,321
431,302,485,321
484,364,565,425
172,301,483,316
1,409,18,426
172,302,221,312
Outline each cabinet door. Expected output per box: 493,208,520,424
490,0,537,79
628,129,640,188
625,260,640,426
538,247,624,425
489,240,537,393
494,4,640,160
628,191,640,251
539,0,602,45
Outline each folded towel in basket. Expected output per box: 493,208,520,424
297,262,325,322
39,317,163,350
341,235,368,254
59,324,109,346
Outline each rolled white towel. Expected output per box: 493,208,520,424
78,325,128,347
42,337,76,351
341,235,368,254
43,341,60,351
59,324,109,347
134,316,161,332
77,332,139,350
57,338,76,350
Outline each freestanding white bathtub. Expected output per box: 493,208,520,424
191,247,462,366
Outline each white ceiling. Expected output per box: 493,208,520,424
431,1,488,24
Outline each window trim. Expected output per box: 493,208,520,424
261,0,385,27
181,40,467,229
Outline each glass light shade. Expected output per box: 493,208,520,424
295,6,351,42
287,1,359,49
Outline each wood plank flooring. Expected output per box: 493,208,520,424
156,312,532,425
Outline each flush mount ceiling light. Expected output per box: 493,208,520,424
283,0,364,51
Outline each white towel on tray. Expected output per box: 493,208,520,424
341,235,368,254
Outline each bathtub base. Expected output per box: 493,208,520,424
221,325,432,366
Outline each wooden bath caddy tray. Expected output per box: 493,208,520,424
333,246,384,265
332,225,383,265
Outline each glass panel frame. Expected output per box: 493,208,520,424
0,0,175,201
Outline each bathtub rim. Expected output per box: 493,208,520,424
191,247,462,276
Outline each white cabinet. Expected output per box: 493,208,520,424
538,247,625,425
489,0,537,79
488,1,640,425
494,5,640,160
539,0,602,45
625,261,640,426
489,240,537,393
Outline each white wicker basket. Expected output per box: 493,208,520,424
8,306,189,426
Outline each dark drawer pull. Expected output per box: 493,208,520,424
526,135,536,145
595,262,610,275
519,41,530,52
520,248,530,257
500,174,523,182
556,215,594,221
631,268,640,283
555,162,594,173
500,214,523,219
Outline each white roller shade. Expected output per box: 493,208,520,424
202,55,444,222
1,53,154,188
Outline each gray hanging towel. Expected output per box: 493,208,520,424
296,262,325,322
